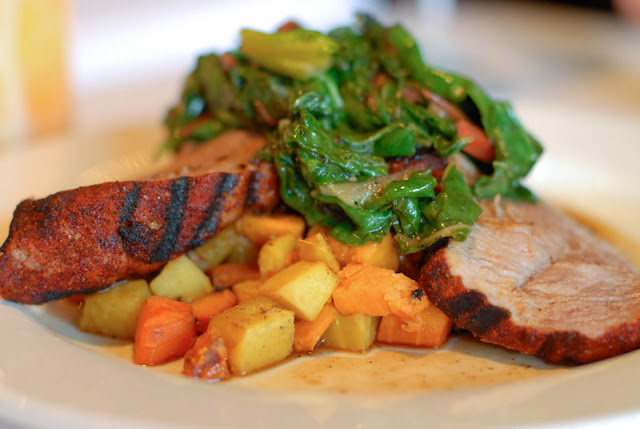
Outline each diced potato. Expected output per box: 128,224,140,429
150,255,213,302
258,233,299,278
225,233,258,264
327,232,399,271
236,214,305,246
322,313,380,352
298,231,340,273
79,279,151,339
188,224,242,271
261,261,340,321
232,280,264,304
209,297,295,375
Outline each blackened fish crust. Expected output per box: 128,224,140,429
0,132,278,304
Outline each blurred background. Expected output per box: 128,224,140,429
0,0,639,151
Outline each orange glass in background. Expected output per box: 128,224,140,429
1,0,70,150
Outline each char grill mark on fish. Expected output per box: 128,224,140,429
150,176,191,263
0,131,278,304
419,199,640,364
188,173,238,250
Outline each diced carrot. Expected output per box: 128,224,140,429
293,303,338,353
191,289,238,333
334,265,390,316
183,326,230,381
376,305,452,348
456,119,495,163
333,264,430,322
134,296,197,365
206,263,260,288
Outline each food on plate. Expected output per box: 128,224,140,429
0,15,638,381
0,131,278,303
421,199,640,364
79,279,152,339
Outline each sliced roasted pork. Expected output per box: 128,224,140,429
419,198,640,364
0,131,278,304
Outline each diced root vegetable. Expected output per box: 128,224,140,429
377,306,452,348
188,224,242,271
134,296,197,366
150,255,213,303
191,289,239,333
231,280,263,304
261,261,340,321
333,265,390,317
293,303,338,353
79,279,151,339
322,313,380,352
225,233,258,264
206,263,260,288
298,231,340,273
236,214,306,246
333,264,430,322
209,297,295,375
258,233,300,278
183,327,230,381
326,232,399,271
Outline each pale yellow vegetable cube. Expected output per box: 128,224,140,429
225,233,258,264
232,279,264,304
189,223,258,269
209,297,294,375
79,279,151,339
258,233,299,278
188,224,241,271
322,313,380,352
298,231,340,273
236,214,305,246
150,255,213,302
261,261,339,321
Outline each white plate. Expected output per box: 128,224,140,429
1,103,640,429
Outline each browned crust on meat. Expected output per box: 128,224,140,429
420,247,640,364
0,167,278,304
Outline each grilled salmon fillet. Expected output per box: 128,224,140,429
0,131,278,304
419,198,640,364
